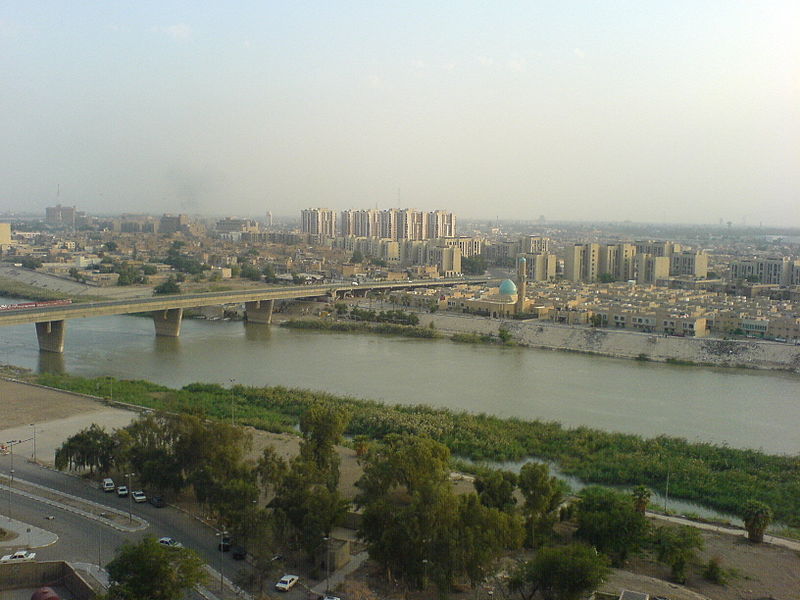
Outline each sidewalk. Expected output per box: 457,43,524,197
309,551,370,596
0,515,58,549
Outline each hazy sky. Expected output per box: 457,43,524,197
1,2,798,225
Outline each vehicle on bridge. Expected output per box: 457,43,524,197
0,299,72,311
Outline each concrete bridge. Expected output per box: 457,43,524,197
0,278,488,353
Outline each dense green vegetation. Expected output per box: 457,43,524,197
32,372,800,525
280,318,439,338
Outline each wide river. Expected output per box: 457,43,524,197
2,299,798,456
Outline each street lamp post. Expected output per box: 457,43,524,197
30,424,36,463
215,529,228,592
323,536,331,594
124,473,134,522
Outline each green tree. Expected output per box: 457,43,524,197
742,500,773,543
104,241,118,252
517,462,564,547
54,424,116,474
474,470,517,512
262,263,277,282
454,493,524,590
154,276,181,295
461,255,487,275
272,458,349,558
508,543,610,600
142,264,158,275
653,525,704,583
239,263,262,281
351,249,364,263
19,256,43,269
632,485,651,514
497,327,513,344
575,486,649,565
598,272,615,283
105,536,206,600
299,402,350,490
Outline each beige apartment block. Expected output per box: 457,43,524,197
0,222,11,246
443,236,482,257
635,254,670,284
522,252,557,281
634,240,681,257
729,257,794,285
564,243,601,282
671,250,709,278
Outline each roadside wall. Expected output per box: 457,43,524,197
0,561,95,599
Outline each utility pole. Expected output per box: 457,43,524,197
125,473,134,522
30,424,36,462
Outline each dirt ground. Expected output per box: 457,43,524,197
3,379,798,600
0,378,111,429
623,522,800,600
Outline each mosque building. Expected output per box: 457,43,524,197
446,256,532,318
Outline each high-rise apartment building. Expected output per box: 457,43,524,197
427,210,457,239
337,208,455,241
45,204,77,227
301,208,336,237
564,243,601,282
159,214,190,234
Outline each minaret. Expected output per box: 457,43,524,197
516,255,527,314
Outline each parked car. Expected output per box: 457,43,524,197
102,478,115,492
149,495,165,508
231,545,247,560
323,596,342,600
117,485,128,497
217,536,232,552
1,550,36,562
158,537,182,548
275,575,299,592
131,490,146,503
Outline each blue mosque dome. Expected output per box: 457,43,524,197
499,279,518,296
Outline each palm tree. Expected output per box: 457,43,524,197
632,485,651,514
742,500,773,543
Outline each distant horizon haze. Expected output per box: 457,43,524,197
1,2,797,226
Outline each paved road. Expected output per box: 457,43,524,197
0,457,256,596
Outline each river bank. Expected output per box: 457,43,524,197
17,369,800,527
333,303,800,373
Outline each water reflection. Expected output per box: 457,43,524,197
37,351,65,374
244,322,272,342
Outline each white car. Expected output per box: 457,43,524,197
117,485,129,497
323,596,341,600
131,490,147,503
275,574,299,592
158,537,182,548
102,478,115,492
1,550,36,562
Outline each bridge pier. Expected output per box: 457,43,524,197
152,308,183,337
245,300,274,324
35,320,66,353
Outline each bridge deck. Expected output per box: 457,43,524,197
0,278,488,326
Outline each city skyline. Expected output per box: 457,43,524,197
1,2,798,226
